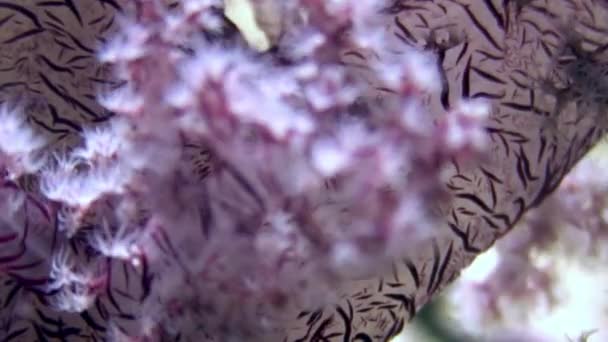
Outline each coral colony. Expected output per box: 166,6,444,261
0,0,607,341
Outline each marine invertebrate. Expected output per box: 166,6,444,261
0,0,607,341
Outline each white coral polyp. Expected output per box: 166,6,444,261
180,47,242,88
374,49,441,93
98,23,150,63
89,221,141,261
458,99,491,120
73,120,129,163
311,138,350,177
52,288,96,313
404,51,442,92
48,248,94,291
98,87,145,116
0,106,46,175
227,78,315,139
42,163,131,208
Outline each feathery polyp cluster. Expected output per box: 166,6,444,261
82,1,492,337
0,1,492,340
72,120,127,164
40,153,131,209
88,220,142,265
47,247,104,313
